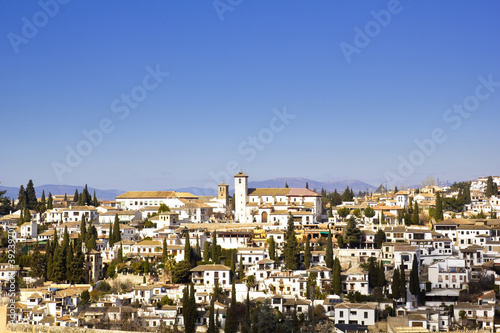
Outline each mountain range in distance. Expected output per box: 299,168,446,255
0,178,380,201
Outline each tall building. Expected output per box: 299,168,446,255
233,172,322,226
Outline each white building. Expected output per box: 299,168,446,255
190,264,232,288
427,257,469,289
234,172,322,224
334,302,377,326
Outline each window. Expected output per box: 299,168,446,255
364,312,368,318
339,311,343,317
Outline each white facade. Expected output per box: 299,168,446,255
334,302,377,326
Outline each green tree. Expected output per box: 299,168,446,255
0,183,12,216
80,290,90,305
80,216,87,241
93,190,99,207
47,192,53,209
184,231,192,264
73,189,79,203
71,239,86,283
330,190,342,206
285,182,289,188
29,242,46,278
392,267,401,300
112,214,121,244
332,257,342,295
211,231,219,264
158,203,170,213
325,229,334,269
242,290,251,333
183,283,197,333
268,236,276,261
305,182,309,189
284,214,299,270
41,190,46,205
203,241,211,263
353,208,361,218
208,298,216,333
51,241,65,283
117,243,123,264
108,223,114,247
337,207,350,220
342,186,353,202
375,229,386,249
255,300,277,333
377,261,386,287
412,202,420,225
172,260,192,284
409,254,420,297
17,185,26,210
434,192,444,222
399,264,407,302
328,206,333,218
304,235,311,270
345,217,361,248
25,180,37,210
162,238,168,262
225,280,237,333
486,176,494,197
364,207,375,220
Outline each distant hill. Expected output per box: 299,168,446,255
0,178,377,202
248,177,377,194
0,185,125,201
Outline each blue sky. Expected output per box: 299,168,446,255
1,0,499,191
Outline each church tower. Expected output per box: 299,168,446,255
218,182,230,210
234,172,248,222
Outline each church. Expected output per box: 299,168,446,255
233,172,322,227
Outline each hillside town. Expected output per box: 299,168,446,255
0,173,499,333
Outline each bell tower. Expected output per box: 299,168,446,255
218,182,229,210
234,172,248,222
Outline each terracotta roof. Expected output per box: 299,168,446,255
116,191,197,199
191,264,231,272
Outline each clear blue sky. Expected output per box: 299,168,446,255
1,0,499,191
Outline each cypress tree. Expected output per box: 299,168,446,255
434,192,443,222
26,180,37,210
368,257,377,289
392,267,401,300
211,231,219,264
285,182,289,188
400,264,407,302
412,202,420,225
93,190,99,207
52,242,65,283
108,223,114,246
64,193,67,202
195,235,201,258
325,229,334,268
18,185,26,210
184,231,192,264
112,214,121,244
61,226,70,280
486,176,494,197
117,243,123,264
80,216,87,241
225,280,237,333
377,261,386,287
375,229,386,249
208,298,216,333
242,290,251,333
66,244,74,283
45,239,53,280
284,214,299,270
162,238,168,262
268,236,276,261
332,257,342,295
409,254,420,296
41,191,46,205
72,239,86,283
183,283,196,333
73,189,79,203
304,235,311,270
203,241,210,263
47,192,53,209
